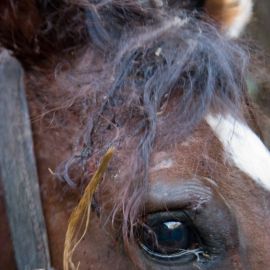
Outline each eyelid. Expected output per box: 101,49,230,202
139,241,203,261
146,179,213,213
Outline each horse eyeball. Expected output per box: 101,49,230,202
135,212,203,262
140,221,193,254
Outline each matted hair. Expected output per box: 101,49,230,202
47,0,252,251
1,0,253,258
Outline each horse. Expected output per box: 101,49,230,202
1,0,270,269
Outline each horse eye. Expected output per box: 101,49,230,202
135,212,202,261
140,221,194,254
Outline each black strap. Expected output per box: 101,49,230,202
0,50,52,270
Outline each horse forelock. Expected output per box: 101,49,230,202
57,4,248,154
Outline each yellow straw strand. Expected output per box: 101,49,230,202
63,147,115,270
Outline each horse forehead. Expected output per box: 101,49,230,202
152,120,220,159
150,114,270,193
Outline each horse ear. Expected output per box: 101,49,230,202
0,0,87,69
0,0,41,61
205,0,253,38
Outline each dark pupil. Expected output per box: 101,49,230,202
141,221,192,255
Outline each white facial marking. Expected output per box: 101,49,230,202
227,0,253,38
150,158,174,173
206,114,270,191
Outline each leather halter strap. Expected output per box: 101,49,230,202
0,50,52,270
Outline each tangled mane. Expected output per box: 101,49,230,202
38,1,252,257
1,0,252,263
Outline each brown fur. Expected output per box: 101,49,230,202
205,0,242,29
1,1,269,270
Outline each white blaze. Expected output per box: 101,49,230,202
206,114,270,191
227,0,253,38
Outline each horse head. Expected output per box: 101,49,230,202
1,1,269,270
